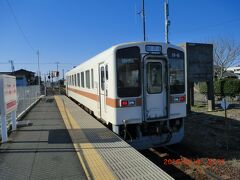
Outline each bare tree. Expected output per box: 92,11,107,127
211,38,240,78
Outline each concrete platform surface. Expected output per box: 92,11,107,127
0,97,87,180
56,96,173,180
0,96,173,180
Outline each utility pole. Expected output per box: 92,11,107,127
37,50,40,86
44,74,47,96
164,0,170,43
56,62,60,94
9,60,15,73
56,62,59,77
142,0,146,41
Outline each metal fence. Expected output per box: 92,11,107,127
16,85,41,117
1,85,41,138
194,91,240,108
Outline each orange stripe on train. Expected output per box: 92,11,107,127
68,87,142,108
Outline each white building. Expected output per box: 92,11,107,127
226,66,240,79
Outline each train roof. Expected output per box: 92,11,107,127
66,41,183,74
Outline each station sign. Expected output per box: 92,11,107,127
0,75,17,115
180,43,213,82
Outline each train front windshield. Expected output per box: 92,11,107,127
167,48,185,94
116,47,141,97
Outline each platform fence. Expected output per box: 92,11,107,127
0,85,41,138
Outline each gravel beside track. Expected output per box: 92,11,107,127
140,105,240,180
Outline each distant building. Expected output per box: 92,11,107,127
0,69,37,86
213,65,239,79
226,66,240,79
222,71,238,79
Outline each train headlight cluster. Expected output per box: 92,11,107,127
170,95,186,103
120,99,136,107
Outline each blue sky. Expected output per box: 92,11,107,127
1,0,240,77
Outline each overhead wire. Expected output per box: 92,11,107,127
178,17,240,34
6,0,35,52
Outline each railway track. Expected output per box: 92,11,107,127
141,145,225,180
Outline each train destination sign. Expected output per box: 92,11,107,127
145,45,162,54
0,75,17,115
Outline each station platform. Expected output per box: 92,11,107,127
0,96,173,180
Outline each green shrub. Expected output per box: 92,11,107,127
198,79,240,97
199,82,207,94
223,79,240,97
214,79,222,95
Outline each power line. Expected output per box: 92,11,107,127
179,17,240,34
6,0,35,52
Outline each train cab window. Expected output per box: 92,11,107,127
147,62,162,94
116,46,141,97
105,65,108,80
167,48,185,94
77,73,80,87
91,69,94,89
74,74,77,86
101,66,105,90
86,70,90,89
81,72,85,88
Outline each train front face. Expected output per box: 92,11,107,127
113,42,186,149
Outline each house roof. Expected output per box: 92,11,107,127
13,69,35,75
223,71,238,78
0,69,35,76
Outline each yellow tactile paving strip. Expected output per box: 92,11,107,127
55,96,116,180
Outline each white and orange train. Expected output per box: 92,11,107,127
65,42,186,149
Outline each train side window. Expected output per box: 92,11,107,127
77,73,80,87
73,74,75,86
74,74,77,86
91,69,94,89
105,65,108,80
81,72,85,88
101,66,105,90
86,70,90,89
72,75,74,86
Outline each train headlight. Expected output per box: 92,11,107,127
128,100,135,106
179,96,186,102
121,100,128,107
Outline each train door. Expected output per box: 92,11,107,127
99,63,106,119
144,58,168,120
